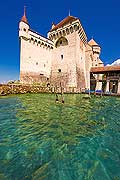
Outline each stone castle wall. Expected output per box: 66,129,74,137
20,36,53,83
19,22,54,83
0,84,51,96
51,31,78,88
49,26,87,89
19,16,103,91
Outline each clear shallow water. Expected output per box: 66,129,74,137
0,94,120,180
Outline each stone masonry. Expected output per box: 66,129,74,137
19,8,104,92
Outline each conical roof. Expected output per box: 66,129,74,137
88,38,99,46
21,6,28,24
98,59,104,64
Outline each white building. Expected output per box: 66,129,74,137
19,8,104,91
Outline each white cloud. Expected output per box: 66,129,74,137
106,59,120,66
111,59,120,66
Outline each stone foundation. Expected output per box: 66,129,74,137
0,84,51,96
0,83,82,96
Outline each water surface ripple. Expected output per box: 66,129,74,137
0,94,120,180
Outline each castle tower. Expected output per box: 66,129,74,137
48,15,87,91
19,7,54,84
88,38,101,67
19,7,29,39
88,39,104,91
19,7,30,83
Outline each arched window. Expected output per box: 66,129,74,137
66,28,69,34
55,37,68,48
58,69,61,72
70,26,73,33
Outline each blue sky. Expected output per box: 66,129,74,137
0,0,120,83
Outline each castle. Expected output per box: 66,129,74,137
19,8,104,92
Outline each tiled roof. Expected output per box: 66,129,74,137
88,38,99,46
21,7,28,24
50,16,78,31
91,66,120,73
21,15,28,24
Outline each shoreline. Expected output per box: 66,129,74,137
0,84,120,97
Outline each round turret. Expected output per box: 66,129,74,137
19,7,30,39
88,38,101,55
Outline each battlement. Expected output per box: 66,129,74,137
28,29,54,49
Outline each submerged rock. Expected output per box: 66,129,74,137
0,173,7,180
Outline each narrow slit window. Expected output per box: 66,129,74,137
61,55,63,60
58,69,61,73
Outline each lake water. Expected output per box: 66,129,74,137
0,94,120,180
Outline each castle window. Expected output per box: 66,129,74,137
50,36,53,40
61,55,63,59
58,69,61,73
59,31,62,36
70,26,73,33
53,34,56,39
44,64,46,67
63,30,65,36
55,37,68,48
74,25,77,31
36,62,38,65
23,28,26,32
66,28,69,34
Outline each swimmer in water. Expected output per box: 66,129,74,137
55,94,59,102
61,94,64,103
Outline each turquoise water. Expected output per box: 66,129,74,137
0,94,120,180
